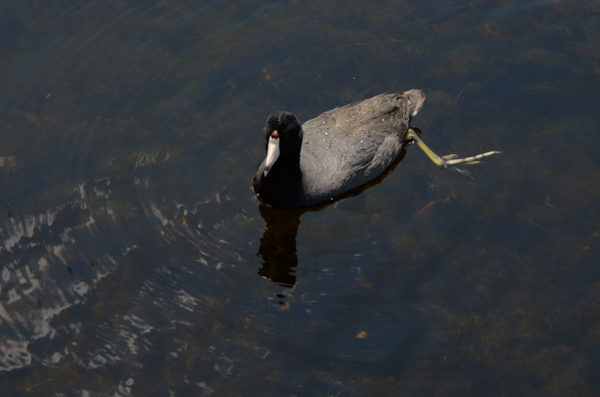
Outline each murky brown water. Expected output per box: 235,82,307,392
1,0,599,395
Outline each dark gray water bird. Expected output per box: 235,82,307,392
254,89,500,208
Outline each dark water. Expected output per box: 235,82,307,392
1,0,599,395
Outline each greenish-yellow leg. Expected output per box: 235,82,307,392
407,128,501,179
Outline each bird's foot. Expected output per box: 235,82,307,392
407,128,501,179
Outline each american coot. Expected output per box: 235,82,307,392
254,89,500,209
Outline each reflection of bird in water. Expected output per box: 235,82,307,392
257,205,302,288
254,89,500,209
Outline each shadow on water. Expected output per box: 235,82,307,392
257,147,407,288
257,204,302,287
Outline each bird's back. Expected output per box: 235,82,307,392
298,90,425,205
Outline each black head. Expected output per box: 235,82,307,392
263,111,303,157
254,111,304,207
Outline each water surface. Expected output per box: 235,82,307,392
1,0,600,395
